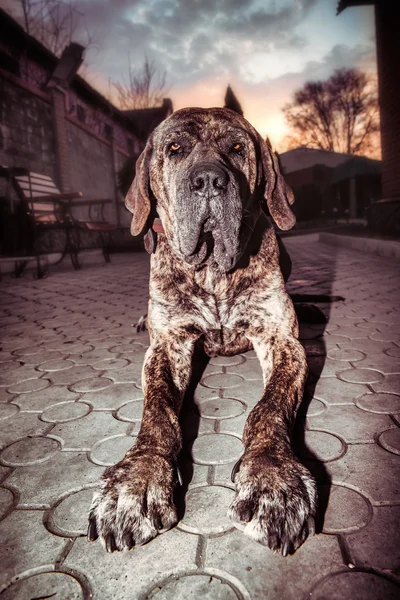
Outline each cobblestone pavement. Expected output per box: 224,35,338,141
0,233,399,599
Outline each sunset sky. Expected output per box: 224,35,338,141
4,0,377,150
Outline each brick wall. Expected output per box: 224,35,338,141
0,77,56,179
67,119,116,223
0,73,134,226
375,2,400,199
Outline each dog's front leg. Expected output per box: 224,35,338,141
88,329,197,552
229,334,317,556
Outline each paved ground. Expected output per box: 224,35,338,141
0,233,399,600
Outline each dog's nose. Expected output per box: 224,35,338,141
189,163,229,194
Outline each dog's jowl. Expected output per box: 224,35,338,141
88,107,317,556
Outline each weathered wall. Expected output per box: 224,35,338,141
0,72,142,249
0,78,56,180
0,75,131,226
67,119,116,223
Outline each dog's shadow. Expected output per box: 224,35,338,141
174,343,209,520
293,320,332,534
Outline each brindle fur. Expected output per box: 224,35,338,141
88,107,317,556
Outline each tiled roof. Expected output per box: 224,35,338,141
331,155,382,183
123,100,173,141
279,146,352,174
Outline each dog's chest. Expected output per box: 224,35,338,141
194,267,223,295
194,270,236,326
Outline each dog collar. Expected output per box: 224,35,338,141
152,217,165,234
144,217,165,254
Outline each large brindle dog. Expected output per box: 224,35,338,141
88,107,317,556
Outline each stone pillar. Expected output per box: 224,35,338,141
50,86,70,192
349,177,357,218
47,43,84,193
375,2,400,199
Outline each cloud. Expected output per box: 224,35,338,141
73,0,319,85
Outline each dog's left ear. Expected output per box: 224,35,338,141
258,136,296,231
125,138,153,236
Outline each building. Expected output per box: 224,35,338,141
279,147,381,220
0,8,172,228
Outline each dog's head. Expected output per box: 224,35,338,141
126,107,295,272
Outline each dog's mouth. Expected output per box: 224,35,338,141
182,218,240,272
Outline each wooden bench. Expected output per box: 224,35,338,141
3,168,117,278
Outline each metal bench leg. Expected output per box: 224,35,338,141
33,230,48,279
53,228,71,266
33,256,48,279
100,231,111,263
15,259,29,278
67,226,82,270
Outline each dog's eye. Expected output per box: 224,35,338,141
231,143,243,154
169,142,181,153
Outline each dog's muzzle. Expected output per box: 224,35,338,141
177,162,241,271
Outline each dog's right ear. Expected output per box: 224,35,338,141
125,139,153,236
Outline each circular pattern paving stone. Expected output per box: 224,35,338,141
126,350,147,364
8,378,50,394
0,361,19,374
70,377,113,393
0,487,15,520
90,435,136,466
327,348,365,362
378,428,400,456
311,571,400,600
201,373,244,389
0,403,18,420
385,346,400,358
48,341,93,354
179,485,235,535
209,355,246,367
13,345,44,356
92,358,129,370
338,369,384,384
371,330,400,343
1,436,60,466
300,430,345,462
1,571,85,599
42,401,91,423
356,392,400,414
49,487,96,536
116,401,143,422
192,433,243,465
298,398,326,417
149,574,238,599
38,359,75,372
197,398,246,420
321,484,371,533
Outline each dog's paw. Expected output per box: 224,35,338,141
228,451,317,556
88,453,178,552
135,314,148,333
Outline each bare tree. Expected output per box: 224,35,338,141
18,0,93,57
224,85,244,116
283,68,380,156
112,56,168,110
